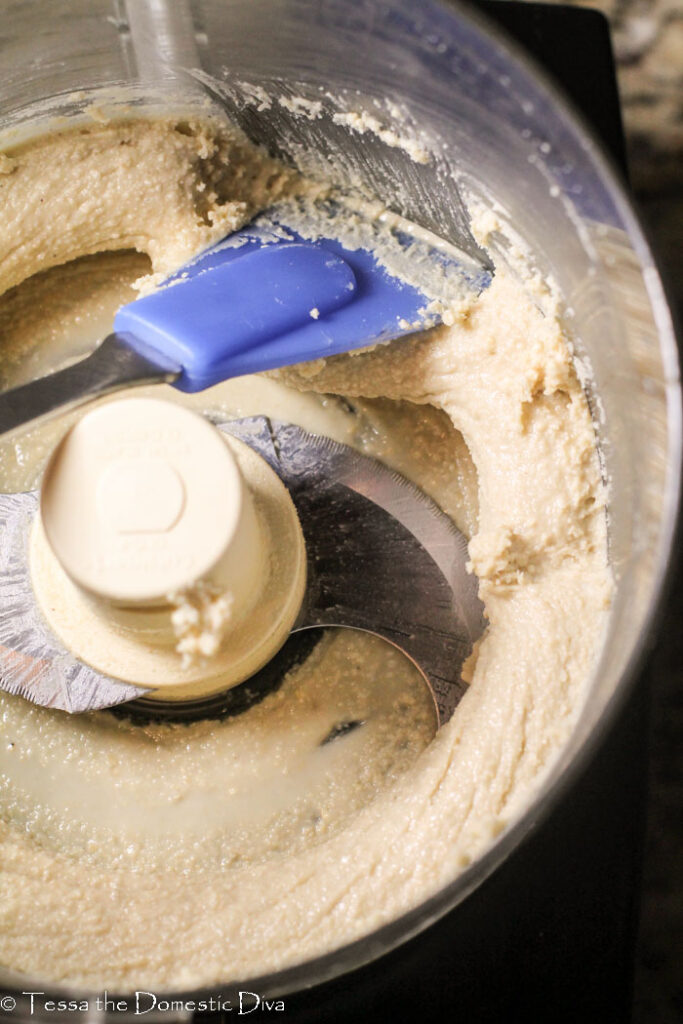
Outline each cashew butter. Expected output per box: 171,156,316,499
0,117,610,988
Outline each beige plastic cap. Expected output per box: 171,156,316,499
40,398,260,605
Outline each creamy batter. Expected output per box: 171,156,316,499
0,117,610,988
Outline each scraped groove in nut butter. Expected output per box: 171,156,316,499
0,117,610,989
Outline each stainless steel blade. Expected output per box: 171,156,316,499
0,417,485,722
223,418,485,724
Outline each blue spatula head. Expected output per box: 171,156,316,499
114,210,490,393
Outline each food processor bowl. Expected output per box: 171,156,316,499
0,0,680,1018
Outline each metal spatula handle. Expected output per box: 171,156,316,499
0,334,180,438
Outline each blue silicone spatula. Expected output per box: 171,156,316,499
0,219,486,436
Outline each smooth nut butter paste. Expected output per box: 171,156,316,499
0,117,611,988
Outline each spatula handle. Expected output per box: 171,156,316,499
0,333,180,438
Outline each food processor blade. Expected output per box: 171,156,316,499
0,417,485,721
